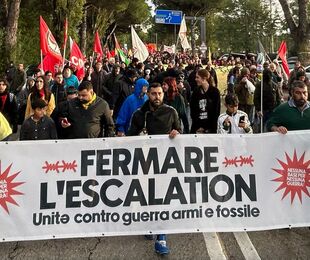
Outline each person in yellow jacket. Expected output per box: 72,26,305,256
25,75,55,119
0,112,12,141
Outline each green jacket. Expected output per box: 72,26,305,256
266,100,310,131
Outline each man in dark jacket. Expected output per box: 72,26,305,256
51,72,67,105
91,60,107,98
58,81,114,138
102,65,122,109
112,68,138,120
10,63,27,95
127,82,180,255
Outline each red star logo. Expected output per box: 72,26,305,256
272,150,310,204
0,163,25,214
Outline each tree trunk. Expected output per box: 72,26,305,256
278,0,310,65
4,0,21,64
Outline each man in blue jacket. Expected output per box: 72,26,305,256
116,78,149,136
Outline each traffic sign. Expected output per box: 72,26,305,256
155,9,182,25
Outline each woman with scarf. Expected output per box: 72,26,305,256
25,75,55,119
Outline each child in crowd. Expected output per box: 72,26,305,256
20,99,57,140
217,94,253,134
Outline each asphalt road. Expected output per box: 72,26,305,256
0,228,309,259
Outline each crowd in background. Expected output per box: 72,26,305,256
0,50,309,142
0,51,309,255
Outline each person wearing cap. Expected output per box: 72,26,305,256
20,98,57,140
65,86,78,100
112,68,138,120
116,78,149,136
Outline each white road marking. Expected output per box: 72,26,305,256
203,232,227,260
234,232,261,260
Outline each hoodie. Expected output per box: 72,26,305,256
116,78,149,134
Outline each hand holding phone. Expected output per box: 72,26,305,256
239,115,245,123
61,117,71,128
238,115,246,128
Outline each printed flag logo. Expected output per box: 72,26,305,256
0,163,24,214
272,150,310,204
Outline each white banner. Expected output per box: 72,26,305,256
0,131,309,242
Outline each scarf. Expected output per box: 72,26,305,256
82,93,96,109
0,93,7,111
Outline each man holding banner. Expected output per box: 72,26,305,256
267,80,310,134
128,82,181,255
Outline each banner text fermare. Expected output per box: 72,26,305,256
40,146,257,209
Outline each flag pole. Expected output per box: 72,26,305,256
40,49,44,73
62,47,66,70
88,51,95,81
174,17,182,64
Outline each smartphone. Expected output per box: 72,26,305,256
239,115,245,123
62,118,69,124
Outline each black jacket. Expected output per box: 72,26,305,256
57,96,115,138
91,70,107,98
104,73,122,109
112,76,134,119
20,116,57,140
51,82,67,105
128,100,181,136
190,86,221,133
0,92,18,133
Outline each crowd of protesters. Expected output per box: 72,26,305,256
0,50,309,254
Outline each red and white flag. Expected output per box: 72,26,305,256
131,26,149,62
69,38,85,81
38,54,62,74
277,41,289,78
93,31,103,61
40,16,62,62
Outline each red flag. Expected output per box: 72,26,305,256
38,54,62,75
39,16,62,61
106,49,112,59
63,17,68,48
93,31,103,61
69,40,85,81
277,41,289,78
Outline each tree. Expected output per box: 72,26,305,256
278,0,310,64
0,0,21,69
213,0,280,54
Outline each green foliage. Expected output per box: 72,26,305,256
213,0,282,54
